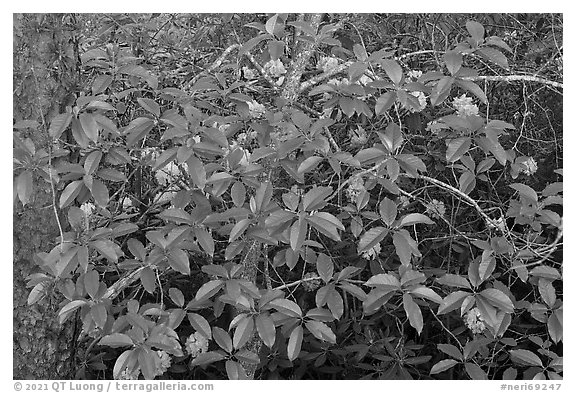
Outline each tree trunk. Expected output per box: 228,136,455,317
13,13,80,379
236,13,324,379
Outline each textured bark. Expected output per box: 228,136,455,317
237,241,263,379
13,13,80,379
235,14,324,379
281,13,323,103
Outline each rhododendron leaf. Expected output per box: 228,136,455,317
430,359,459,374
509,349,543,367
287,325,303,361
255,314,276,348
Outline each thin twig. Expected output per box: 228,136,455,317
31,66,65,251
461,75,562,90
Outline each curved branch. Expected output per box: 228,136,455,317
462,75,562,90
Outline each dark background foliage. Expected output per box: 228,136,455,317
13,13,562,380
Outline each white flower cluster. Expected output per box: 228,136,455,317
464,307,486,334
80,202,96,218
80,202,96,230
409,91,427,112
346,175,366,204
407,69,423,81
350,126,368,146
263,59,287,77
520,157,538,176
318,56,340,73
185,331,209,358
247,100,266,118
270,127,298,144
452,94,479,117
425,199,446,219
155,350,171,375
140,147,160,162
328,78,350,88
242,66,257,80
121,198,133,210
118,367,141,380
358,74,374,86
362,243,381,260
235,130,258,145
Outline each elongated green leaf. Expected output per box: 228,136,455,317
509,349,543,367
444,51,463,75
403,293,423,334
478,47,509,69
239,34,271,57
436,274,471,290
358,227,388,254
375,92,397,115
393,231,412,266
99,333,134,348
466,20,485,43
287,325,303,361
437,291,471,315
84,270,100,299
298,155,323,174
479,288,514,313
265,14,281,36
438,343,463,361
90,240,118,263
49,113,73,139
446,137,471,163
510,183,538,203
465,362,488,380
195,227,215,257
327,289,344,319
379,198,397,227
59,180,84,208
225,360,248,380
233,316,254,350
91,303,107,328
269,298,302,318
91,178,109,207
316,253,334,283
16,170,33,206
399,213,434,227
92,74,112,95
409,286,443,304
190,351,226,366
365,273,401,289
125,117,155,147
455,79,487,104
188,313,212,340
58,299,87,324
302,186,332,211
212,327,233,353
79,113,99,142
380,59,403,85
137,98,160,117
255,313,276,348
195,280,224,302
548,308,563,344
305,320,336,343
229,219,251,243
290,218,307,251
430,359,459,374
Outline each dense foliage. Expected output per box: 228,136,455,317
13,13,562,380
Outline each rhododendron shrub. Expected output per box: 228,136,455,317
14,13,562,380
